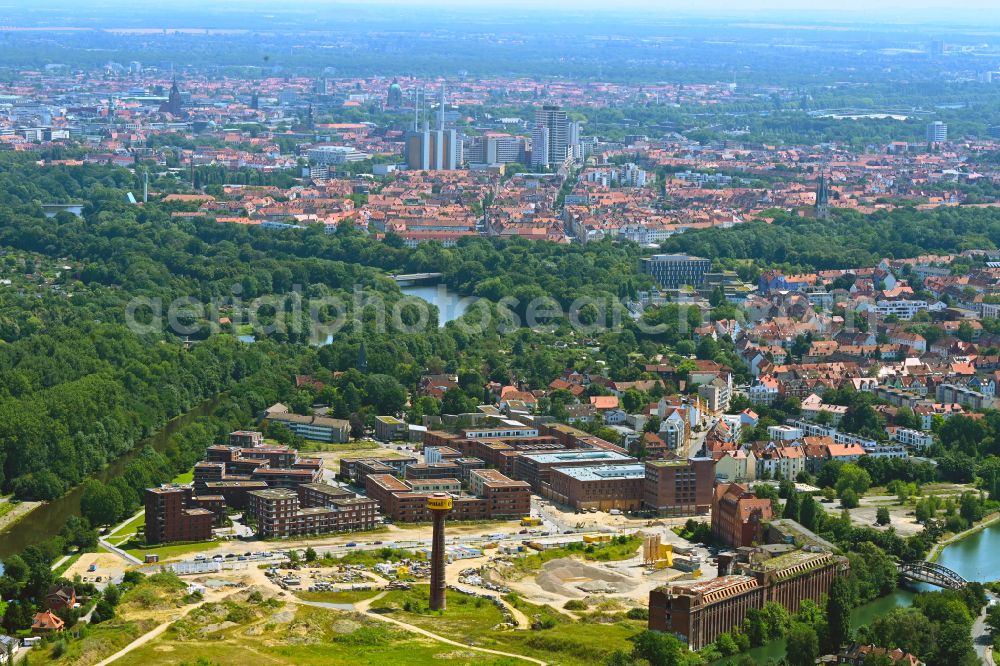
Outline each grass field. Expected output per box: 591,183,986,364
35,618,159,665
123,539,217,561
372,585,643,666
108,512,146,545
111,601,515,666
171,468,194,484
372,586,508,644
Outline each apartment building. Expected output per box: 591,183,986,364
144,486,214,545
364,470,529,522
247,488,377,538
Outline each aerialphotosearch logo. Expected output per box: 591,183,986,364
124,283,876,343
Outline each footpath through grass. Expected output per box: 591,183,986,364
111,599,514,666
370,584,645,666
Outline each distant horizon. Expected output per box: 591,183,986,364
8,0,1000,28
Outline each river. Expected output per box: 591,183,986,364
719,521,1000,664
0,396,223,561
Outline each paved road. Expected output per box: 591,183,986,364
99,539,143,566
974,597,996,666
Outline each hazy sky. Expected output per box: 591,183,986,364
380,0,999,21
19,0,1000,25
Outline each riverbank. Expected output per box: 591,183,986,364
927,512,1000,563
0,500,42,532
0,395,224,560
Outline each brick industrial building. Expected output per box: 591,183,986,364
649,546,849,650
710,483,774,547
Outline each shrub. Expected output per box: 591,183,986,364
563,599,588,611
625,607,648,620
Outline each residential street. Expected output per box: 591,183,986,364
974,595,996,666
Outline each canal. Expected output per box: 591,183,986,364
720,521,1000,664
0,395,223,561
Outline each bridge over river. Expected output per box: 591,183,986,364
391,272,444,286
897,561,968,590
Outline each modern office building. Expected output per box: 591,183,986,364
926,121,947,143
263,404,350,442
513,449,637,492
307,145,371,165
465,134,528,165
530,105,577,168
640,254,711,288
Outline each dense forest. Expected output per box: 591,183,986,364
0,157,654,501
661,206,1000,271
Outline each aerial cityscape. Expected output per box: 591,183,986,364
2,1,1000,665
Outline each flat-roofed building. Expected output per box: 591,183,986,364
193,461,226,492
455,457,487,482
365,470,527,521
548,464,646,511
264,404,350,442
408,479,463,494
514,449,637,491
201,480,269,509
250,467,321,489
247,488,377,538
339,455,417,483
643,458,715,516
405,462,464,481
470,469,532,517
375,415,407,442
641,254,711,289
229,430,264,448
297,482,354,508
144,486,214,545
